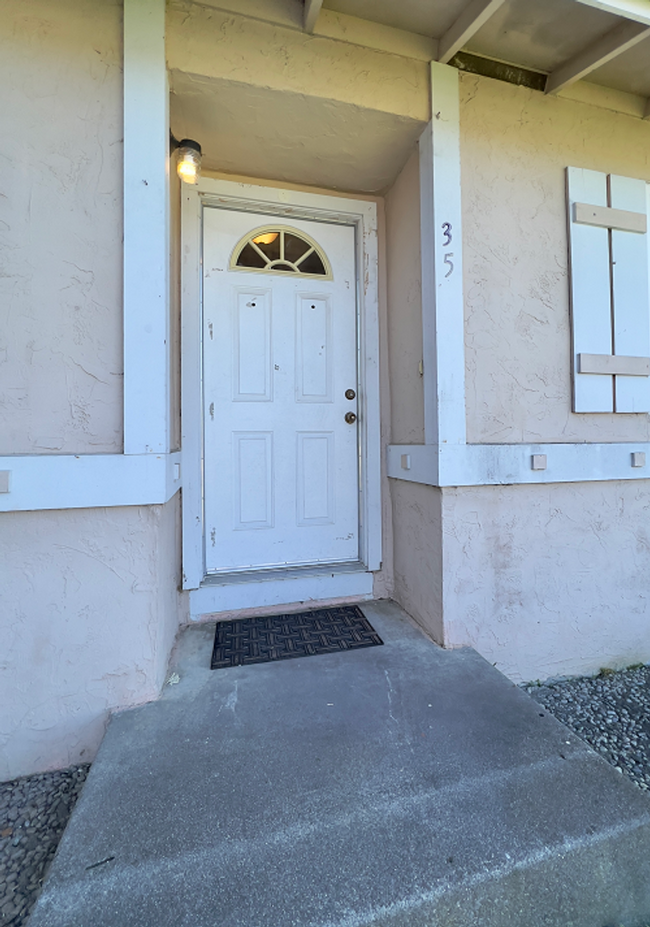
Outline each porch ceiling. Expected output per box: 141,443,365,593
169,72,426,193
322,0,650,100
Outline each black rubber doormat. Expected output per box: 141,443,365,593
210,605,383,669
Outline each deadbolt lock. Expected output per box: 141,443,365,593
344,411,357,424
345,388,356,400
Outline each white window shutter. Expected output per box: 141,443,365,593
566,167,613,413
609,174,650,412
567,167,650,413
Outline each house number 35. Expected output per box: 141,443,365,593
442,222,453,278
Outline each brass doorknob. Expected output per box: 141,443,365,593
345,389,356,400
344,411,357,424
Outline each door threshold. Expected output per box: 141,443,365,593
189,562,374,621
201,561,367,587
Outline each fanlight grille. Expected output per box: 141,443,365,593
231,226,332,279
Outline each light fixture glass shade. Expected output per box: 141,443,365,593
176,139,202,185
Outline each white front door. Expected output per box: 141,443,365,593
202,207,360,573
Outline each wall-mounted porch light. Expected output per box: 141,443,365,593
172,137,202,185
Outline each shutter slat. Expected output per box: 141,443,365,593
610,174,650,413
567,167,613,413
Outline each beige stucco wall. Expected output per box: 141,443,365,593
0,499,183,781
391,480,443,644
385,149,425,445
0,0,123,455
460,72,650,444
167,1,430,193
441,481,650,683
385,152,443,633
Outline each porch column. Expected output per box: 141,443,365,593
123,0,170,455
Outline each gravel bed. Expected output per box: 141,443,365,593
525,664,650,793
0,765,90,926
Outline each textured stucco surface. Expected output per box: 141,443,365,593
167,2,429,193
460,72,650,444
391,479,443,644
442,481,650,683
0,0,123,455
0,499,183,781
167,2,429,122
385,148,425,444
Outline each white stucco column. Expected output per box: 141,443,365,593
123,0,170,454
419,62,467,450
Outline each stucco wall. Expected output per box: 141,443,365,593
442,481,650,683
391,479,443,644
385,153,442,634
167,1,430,193
0,498,182,780
385,148,425,445
0,0,123,455
460,72,650,444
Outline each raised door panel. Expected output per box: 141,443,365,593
233,290,272,402
296,432,334,526
295,296,332,403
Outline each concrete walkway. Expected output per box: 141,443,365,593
29,601,650,927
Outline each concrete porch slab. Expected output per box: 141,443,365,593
29,601,650,927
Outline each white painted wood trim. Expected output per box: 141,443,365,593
574,202,647,233
574,0,650,26
123,0,170,455
0,453,181,513
180,177,382,588
189,568,373,620
578,353,650,375
387,443,650,486
546,20,650,94
419,64,467,448
437,0,507,64
180,186,205,590
304,0,324,32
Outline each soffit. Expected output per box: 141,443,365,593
462,0,623,72
170,71,426,194
321,0,650,100
322,0,470,38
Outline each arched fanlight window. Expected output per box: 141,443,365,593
230,226,332,279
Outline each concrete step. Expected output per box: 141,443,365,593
29,601,650,927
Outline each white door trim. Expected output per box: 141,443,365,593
181,178,381,591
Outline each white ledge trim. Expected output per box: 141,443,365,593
387,443,650,487
0,452,181,512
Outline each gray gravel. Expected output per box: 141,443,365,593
0,765,89,926
525,664,650,793
1,665,648,926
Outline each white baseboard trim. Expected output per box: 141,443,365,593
189,568,374,620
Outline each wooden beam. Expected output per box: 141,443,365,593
546,19,650,94
574,0,650,27
438,0,506,64
304,0,323,33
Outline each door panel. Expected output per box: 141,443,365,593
202,208,359,573
233,290,272,401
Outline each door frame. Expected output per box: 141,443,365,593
180,177,381,590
